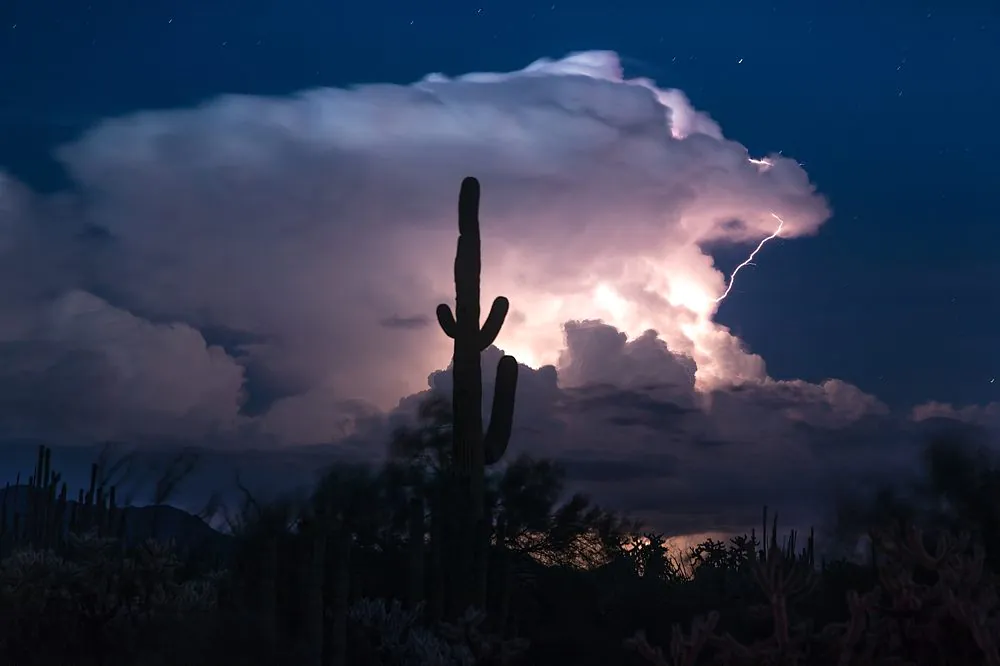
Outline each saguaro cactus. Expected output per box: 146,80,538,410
436,177,519,612
436,176,519,516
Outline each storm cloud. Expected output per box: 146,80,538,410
0,51,994,536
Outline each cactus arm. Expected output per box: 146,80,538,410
484,355,519,465
436,304,457,338
479,296,509,351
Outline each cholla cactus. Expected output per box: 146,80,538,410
628,524,1000,666
625,612,719,666
348,597,465,666
347,598,528,666
878,526,1000,665
0,532,223,663
439,606,529,666
0,548,80,612
172,577,222,612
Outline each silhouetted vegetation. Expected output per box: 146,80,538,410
5,420,1000,665
2,178,1000,665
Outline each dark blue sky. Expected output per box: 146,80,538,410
1,0,998,410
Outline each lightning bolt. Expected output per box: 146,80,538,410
715,212,785,304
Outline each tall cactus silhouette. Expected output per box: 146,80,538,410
436,177,518,613
436,176,519,514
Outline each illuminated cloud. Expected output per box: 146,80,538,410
48,50,827,412
0,51,985,535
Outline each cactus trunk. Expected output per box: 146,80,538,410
428,484,445,623
259,535,278,656
300,518,326,666
328,525,351,666
436,177,519,613
406,496,425,609
495,513,513,636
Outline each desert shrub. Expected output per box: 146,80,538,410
0,532,222,666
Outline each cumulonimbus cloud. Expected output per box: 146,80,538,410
0,51,993,535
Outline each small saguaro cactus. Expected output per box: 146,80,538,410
436,176,519,522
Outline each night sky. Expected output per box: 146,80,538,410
0,0,998,536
